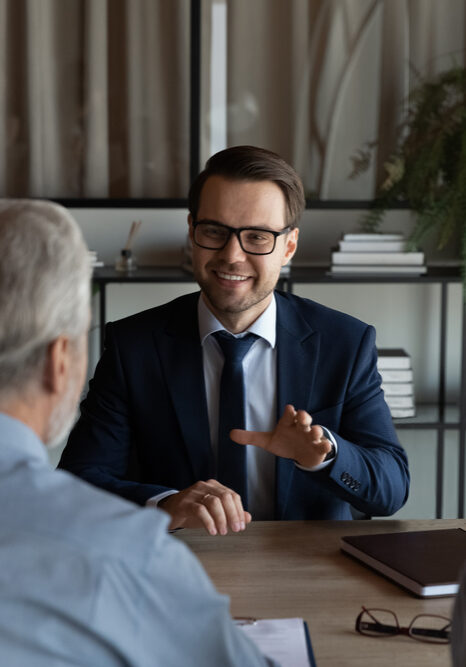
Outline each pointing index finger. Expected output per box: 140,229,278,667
230,428,271,449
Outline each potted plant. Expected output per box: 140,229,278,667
350,65,466,284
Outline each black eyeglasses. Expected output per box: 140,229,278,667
192,220,292,255
356,607,451,644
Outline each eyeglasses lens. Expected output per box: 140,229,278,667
239,229,275,253
358,609,399,637
409,615,451,644
195,223,229,248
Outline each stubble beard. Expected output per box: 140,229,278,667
194,266,276,316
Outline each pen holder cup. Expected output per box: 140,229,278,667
115,249,137,272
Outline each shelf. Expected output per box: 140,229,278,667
92,266,196,284
289,265,461,284
393,404,460,429
92,264,462,285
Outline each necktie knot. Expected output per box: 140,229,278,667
214,331,258,365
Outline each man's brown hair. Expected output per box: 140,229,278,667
188,146,305,228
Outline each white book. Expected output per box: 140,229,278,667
330,265,427,275
332,251,424,265
381,383,414,396
390,406,416,418
342,233,405,242
377,349,411,370
338,240,408,252
380,369,414,382
386,395,415,409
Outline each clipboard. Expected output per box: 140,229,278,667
235,617,317,666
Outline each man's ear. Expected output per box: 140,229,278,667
43,336,70,396
282,227,299,266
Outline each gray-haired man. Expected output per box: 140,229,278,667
0,200,273,666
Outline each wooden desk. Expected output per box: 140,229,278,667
178,520,462,666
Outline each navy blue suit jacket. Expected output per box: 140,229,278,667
60,291,409,519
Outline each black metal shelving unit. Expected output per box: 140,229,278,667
287,265,464,520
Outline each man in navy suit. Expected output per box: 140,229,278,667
60,145,409,534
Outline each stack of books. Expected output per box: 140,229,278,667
378,349,415,418
330,233,426,275
88,250,104,268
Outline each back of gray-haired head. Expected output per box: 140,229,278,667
0,200,91,399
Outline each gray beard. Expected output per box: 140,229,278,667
44,378,80,449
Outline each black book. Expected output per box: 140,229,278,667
341,528,466,598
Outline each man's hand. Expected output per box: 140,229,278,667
231,404,333,468
158,479,251,536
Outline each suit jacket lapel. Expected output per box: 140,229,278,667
154,293,215,481
275,292,321,517
275,292,320,415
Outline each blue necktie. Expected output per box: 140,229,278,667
214,331,258,508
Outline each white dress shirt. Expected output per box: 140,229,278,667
199,294,336,520
200,295,278,519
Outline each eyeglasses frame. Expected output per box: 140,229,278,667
355,606,451,644
192,219,293,256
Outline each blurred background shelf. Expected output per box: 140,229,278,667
394,403,460,428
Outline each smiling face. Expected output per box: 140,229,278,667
188,175,298,332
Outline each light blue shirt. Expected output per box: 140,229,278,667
0,413,273,666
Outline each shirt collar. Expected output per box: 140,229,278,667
198,293,277,348
0,412,48,465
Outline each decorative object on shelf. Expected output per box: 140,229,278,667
115,220,142,272
330,233,426,275
115,248,137,272
378,348,415,418
350,66,466,287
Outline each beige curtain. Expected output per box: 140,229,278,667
0,0,190,198
2,0,465,200
225,0,466,199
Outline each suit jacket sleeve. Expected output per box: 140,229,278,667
275,292,410,520
316,324,410,517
